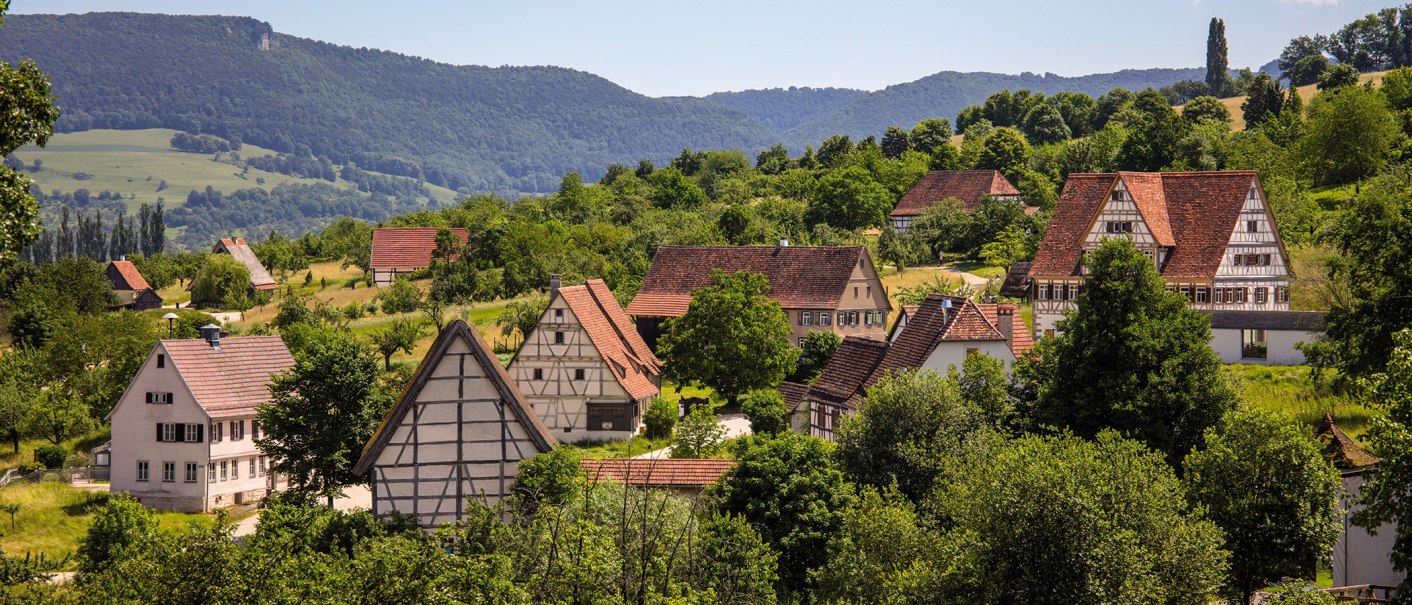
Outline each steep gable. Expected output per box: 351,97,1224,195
213,237,277,289
107,260,150,291
556,280,660,400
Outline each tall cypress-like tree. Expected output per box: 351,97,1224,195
1206,18,1231,95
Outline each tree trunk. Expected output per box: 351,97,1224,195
10,431,18,455
383,354,392,371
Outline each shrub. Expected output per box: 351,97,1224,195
36,444,68,469
342,302,364,321
643,397,677,439
670,404,726,459
740,389,789,435
17,462,44,474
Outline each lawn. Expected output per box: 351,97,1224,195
0,482,216,568
1226,364,1374,443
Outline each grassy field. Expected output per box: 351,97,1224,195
1178,70,1388,131
14,128,458,212
0,482,218,567
1227,364,1374,443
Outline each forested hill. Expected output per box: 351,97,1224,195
778,68,1211,146
0,13,779,193
704,87,869,134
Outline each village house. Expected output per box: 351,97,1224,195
1027,171,1293,341
354,320,557,527
106,326,291,512
1320,415,1403,590
106,259,163,311
801,294,1032,441
370,227,471,286
508,278,660,442
579,458,734,498
888,169,1024,232
191,237,278,306
1207,310,1325,365
625,243,892,349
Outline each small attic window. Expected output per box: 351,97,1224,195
554,308,564,318
156,354,165,368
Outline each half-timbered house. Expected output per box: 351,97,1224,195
1028,171,1292,339
354,320,557,527
509,278,661,442
889,170,1023,232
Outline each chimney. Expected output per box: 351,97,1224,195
199,324,221,350
779,238,789,247
996,304,1015,351
549,274,562,296
940,298,954,324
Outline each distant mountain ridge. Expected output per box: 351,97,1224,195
4,12,1225,193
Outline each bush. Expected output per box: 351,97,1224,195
643,397,677,439
740,389,789,435
36,444,68,469
17,462,44,474
670,404,726,459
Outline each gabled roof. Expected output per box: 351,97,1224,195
980,303,1033,356
891,170,1021,217
555,280,661,400
808,295,1024,409
354,320,556,476
1029,171,1262,280
778,381,809,412
370,227,471,271
625,245,872,317
107,260,150,291
886,305,921,341
161,336,295,418
1316,414,1379,470
213,237,277,289
580,458,734,487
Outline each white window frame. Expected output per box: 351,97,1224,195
185,424,199,443
220,460,228,481
184,462,198,483
819,312,831,327
137,460,149,482
231,458,239,481
161,461,175,483
1195,287,1210,303
250,458,257,478
801,312,813,326
208,462,216,484
162,423,177,443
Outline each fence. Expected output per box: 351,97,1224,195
0,465,109,489
1327,585,1396,604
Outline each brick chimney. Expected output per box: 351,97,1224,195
996,304,1015,351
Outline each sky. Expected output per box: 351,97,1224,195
12,0,1383,97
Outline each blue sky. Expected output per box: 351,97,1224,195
14,0,1379,96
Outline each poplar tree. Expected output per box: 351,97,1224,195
1206,18,1231,95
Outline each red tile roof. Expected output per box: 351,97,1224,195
625,245,871,318
580,458,734,487
213,237,277,288
107,260,150,291
806,336,889,407
979,302,1033,356
370,228,471,271
557,280,661,400
1316,414,1379,470
890,170,1021,217
162,336,295,418
1029,171,1262,280
778,381,809,412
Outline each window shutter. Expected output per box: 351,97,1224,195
145,392,153,404
156,423,164,442
196,424,204,443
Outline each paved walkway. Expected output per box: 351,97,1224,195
635,413,751,459
940,264,993,291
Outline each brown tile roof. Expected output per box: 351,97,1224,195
999,261,1032,298
370,227,471,271
778,381,809,412
557,280,661,400
1316,414,1379,470
805,336,889,407
979,302,1034,356
162,336,295,418
625,245,870,318
580,458,734,487
213,237,277,289
107,260,150,291
1029,171,1262,280
891,170,1021,217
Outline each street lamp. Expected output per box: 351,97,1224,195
161,312,179,339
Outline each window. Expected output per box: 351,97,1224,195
185,462,198,483
220,461,228,481
1263,254,1272,266
1044,329,1055,338
532,368,543,380
252,421,259,440
1106,221,1133,233
184,424,200,443
211,422,223,442
1255,287,1268,304
554,308,564,318
259,457,267,476
208,463,216,483
1276,287,1290,304
1179,286,1192,301
965,348,978,357
161,423,176,443
230,421,243,441
853,286,859,298
866,286,871,298
554,332,564,344
849,311,859,325
1066,285,1078,300
800,312,813,326
137,461,149,482
1111,190,1127,201
145,392,172,404
250,458,256,478
156,354,165,368
819,312,831,326
1195,288,1210,303
162,461,175,483
1247,220,1258,233
1241,329,1268,359
231,458,239,480
1234,254,1244,266
574,368,585,380
1037,283,1050,300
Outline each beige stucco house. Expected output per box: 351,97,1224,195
106,327,292,512
509,278,661,442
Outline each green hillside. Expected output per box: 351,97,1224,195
704,87,869,134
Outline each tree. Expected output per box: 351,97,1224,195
835,369,983,504
1243,73,1286,130
0,352,39,453
708,432,855,596
374,277,421,314
1317,62,1361,90
1289,54,1332,88
909,117,953,157
1023,237,1237,465
877,226,922,273
495,293,547,342
28,387,94,446
1182,95,1231,127
1020,103,1070,145
815,134,854,168
643,396,677,439
694,513,780,605
648,167,707,210
755,144,790,175
0,3,59,261
77,494,157,575
811,489,941,604
935,432,1228,604
1302,85,1398,185
510,448,583,513
658,270,799,406
1280,35,1329,81
670,404,726,459
1116,89,1189,171
1385,67,1412,111
790,329,841,384
257,331,390,506
974,127,1028,182
805,165,892,230
1206,18,1232,95
1352,329,1412,594
880,126,911,159
740,389,789,435
368,318,425,370
1183,407,1342,604
190,254,251,308
979,224,1035,268
952,351,1016,430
